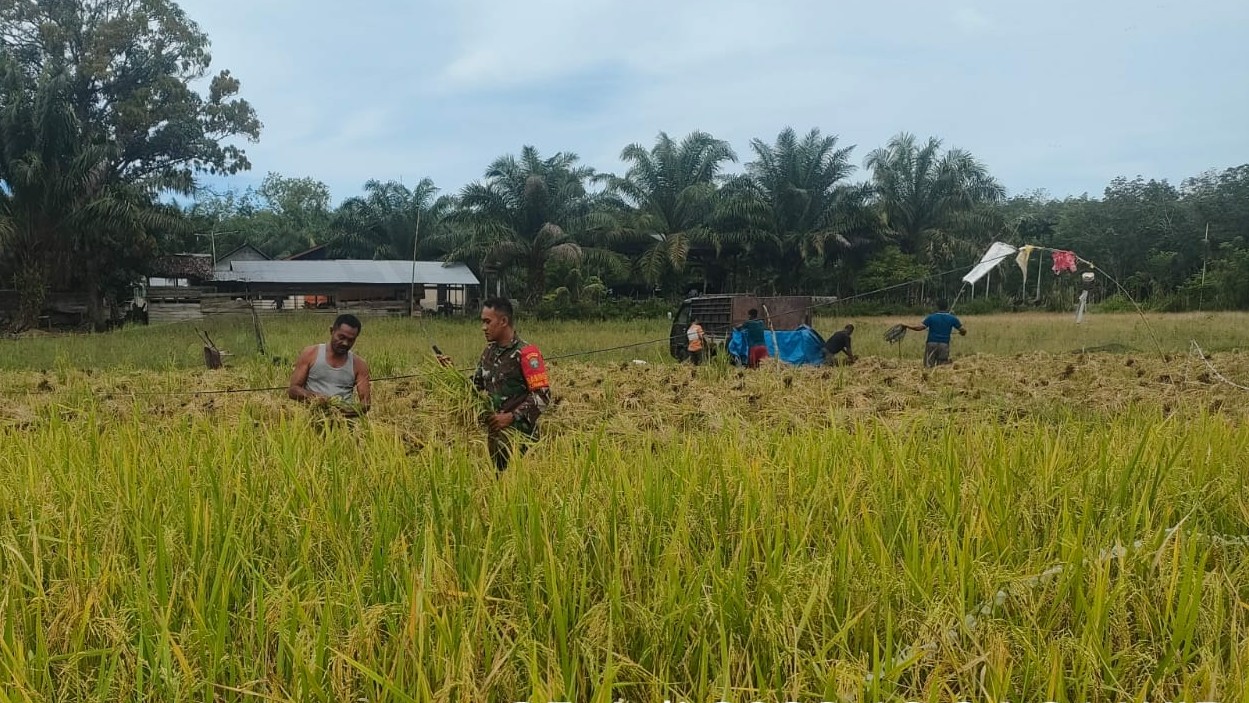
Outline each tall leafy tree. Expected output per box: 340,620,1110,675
603,131,736,287
329,178,454,260
180,174,332,260
1182,166,1249,246
865,133,1005,268
0,66,180,330
1,0,261,191
0,0,260,327
256,173,331,245
720,127,877,293
449,146,613,302
1054,177,1193,297
1180,166,1249,306
239,172,332,257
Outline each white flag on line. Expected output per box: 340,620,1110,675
962,241,1018,285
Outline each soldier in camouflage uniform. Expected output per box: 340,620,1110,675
439,297,550,471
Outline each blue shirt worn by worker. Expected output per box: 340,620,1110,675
741,319,766,347
922,312,962,344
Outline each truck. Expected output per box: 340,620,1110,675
668,294,816,364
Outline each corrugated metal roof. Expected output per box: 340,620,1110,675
214,260,480,286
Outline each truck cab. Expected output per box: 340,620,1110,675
669,294,814,362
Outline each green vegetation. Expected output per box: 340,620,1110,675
166,137,1249,317
2,1,1246,700
5,0,1248,334
0,0,260,331
3,312,1249,701
3,310,1248,373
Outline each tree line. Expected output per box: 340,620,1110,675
3,0,1246,332
176,136,1249,318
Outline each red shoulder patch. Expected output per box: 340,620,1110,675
519,344,549,391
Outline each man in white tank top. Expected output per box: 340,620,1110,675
288,314,372,416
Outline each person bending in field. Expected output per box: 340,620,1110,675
288,313,371,416
823,324,857,366
437,297,550,472
905,300,966,368
735,308,769,369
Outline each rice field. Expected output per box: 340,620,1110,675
2,312,1249,702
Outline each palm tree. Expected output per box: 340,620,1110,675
448,146,613,302
0,63,176,330
718,127,876,293
602,131,737,287
329,178,454,260
864,133,1005,267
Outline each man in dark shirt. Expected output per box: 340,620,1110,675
823,324,856,365
736,308,769,369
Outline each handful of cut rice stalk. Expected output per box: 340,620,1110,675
425,359,494,428
884,324,908,344
311,395,365,418
327,395,366,416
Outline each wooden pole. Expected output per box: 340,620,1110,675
1035,251,1042,300
1199,222,1209,310
762,304,779,371
409,210,422,317
249,295,267,358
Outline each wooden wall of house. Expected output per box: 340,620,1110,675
174,286,475,318
149,303,205,324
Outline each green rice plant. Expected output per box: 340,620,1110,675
5,310,1249,372
1,323,1249,701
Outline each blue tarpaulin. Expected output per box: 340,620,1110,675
728,325,826,366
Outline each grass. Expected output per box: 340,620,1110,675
3,310,1249,372
2,312,1249,701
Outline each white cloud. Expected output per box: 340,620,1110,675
173,0,1249,203
437,0,793,91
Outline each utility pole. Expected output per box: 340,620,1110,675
1199,222,1209,310
192,228,239,284
409,210,422,317
193,227,243,265
194,226,219,266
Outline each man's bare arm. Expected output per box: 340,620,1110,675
352,356,371,415
287,346,322,402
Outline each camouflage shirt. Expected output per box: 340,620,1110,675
472,336,551,434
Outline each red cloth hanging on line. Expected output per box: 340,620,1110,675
1051,250,1077,274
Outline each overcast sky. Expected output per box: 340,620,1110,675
178,0,1248,205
